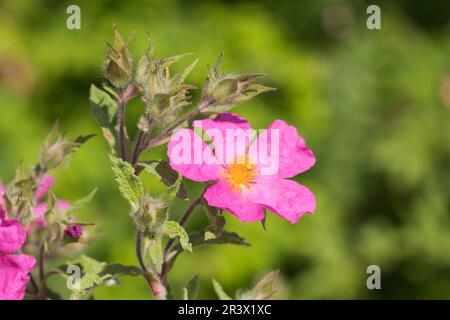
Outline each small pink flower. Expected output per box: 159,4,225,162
168,113,316,223
65,224,83,238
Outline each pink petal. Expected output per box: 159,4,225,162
194,112,250,131
247,178,315,224
0,254,36,300
35,175,55,202
204,181,265,222
32,202,46,220
193,113,253,164
168,128,220,182
249,120,316,178
0,183,5,220
0,219,27,255
30,200,70,231
57,200,70,212
0,205,5,221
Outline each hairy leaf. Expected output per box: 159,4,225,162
90,84,119,153
67,255,142,300
110,155,143,209
164,220,192,252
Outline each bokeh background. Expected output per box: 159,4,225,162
1,0,450,299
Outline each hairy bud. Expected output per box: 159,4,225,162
133,194,168,235
202,53,275,110
104,25,134,88
39,122,94,170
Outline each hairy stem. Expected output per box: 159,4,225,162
136,230,167,300
118,94,127,161
144,100,211,150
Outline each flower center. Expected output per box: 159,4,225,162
223,157,257,191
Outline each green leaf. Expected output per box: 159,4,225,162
110,155,143,209
145,237,163,273
164,220,192,252
161,174,183,206
204,203,225,237
64,188,97,215
183,274,200,300
190,230,250,247
141,160,187,199
67,255,142,300
173,58,199,86
212,279,231,300
74,134,96,145
161,52,194,68
90,84,119,153
237,271,278,300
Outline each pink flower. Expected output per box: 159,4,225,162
0,254,36,300
32,175,70,228
0,191,36,300
168,113,316,223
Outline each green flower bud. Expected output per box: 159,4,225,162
201,53,275,111
104,25,134,88
39,122,94,170
133,195,168,235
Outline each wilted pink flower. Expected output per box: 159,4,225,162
168,113,316,223
0,193,36,300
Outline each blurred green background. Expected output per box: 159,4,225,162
1,0,450,299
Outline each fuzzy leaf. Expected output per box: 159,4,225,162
90,84,119,153
161,174,183,206
67,255,142,300
146,237,163,273
164,220,192,252
173,58,199,86
110,155,143,208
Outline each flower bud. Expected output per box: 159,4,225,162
104,25,134,88
65,224,83,239
201,53,275,110
39,122,93,170
133,195,168,235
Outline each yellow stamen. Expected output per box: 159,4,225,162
222,157,257,192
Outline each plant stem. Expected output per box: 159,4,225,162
118,94,127,161
144,100,211,150
29,274,39,295
38,243,47,299
129,100,211,298
136,230,167,300
131,130,147,166
161,190,205,277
